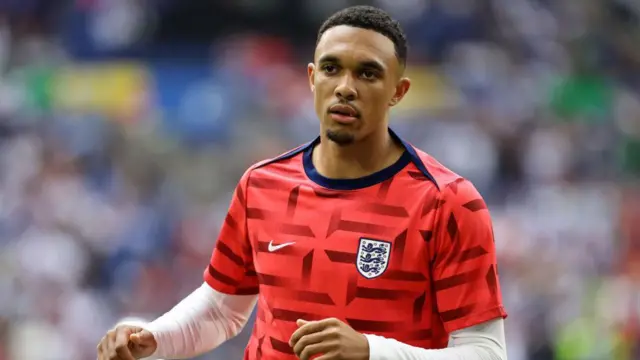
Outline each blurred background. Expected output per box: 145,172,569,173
0,0,638,359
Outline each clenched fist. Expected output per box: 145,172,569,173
96,325,157,360
289,318,369,360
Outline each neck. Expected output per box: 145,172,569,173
313,128,404,179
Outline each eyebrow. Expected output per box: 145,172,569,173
359,60,385,73
318,55,386,73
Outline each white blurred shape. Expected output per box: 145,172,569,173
420,121,497,189
522,127,572,183
59,290,115,353
91,0,147,49
16,227,88,287
9,320,78,360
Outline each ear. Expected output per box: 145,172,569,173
389,77,411,107
307,63,316,92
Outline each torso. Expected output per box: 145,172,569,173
242,154,448,360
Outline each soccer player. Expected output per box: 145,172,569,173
97,5,507,360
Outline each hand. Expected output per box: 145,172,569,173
96,325,157,360
289,318,369,360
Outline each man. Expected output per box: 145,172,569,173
97,5,507,360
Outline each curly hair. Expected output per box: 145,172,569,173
317,6,408,66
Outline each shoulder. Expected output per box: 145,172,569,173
253,142,310,170
409,146,460,188
237,142,311,185
409,145,486,206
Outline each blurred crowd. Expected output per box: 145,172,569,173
0,0,639,359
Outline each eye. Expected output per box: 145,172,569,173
321,64,338,75
360,69,378,80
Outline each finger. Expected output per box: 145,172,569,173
115,327,134,346
299,341,336,360
114,346,136,360
101,341,111,360
114,330,136,360
314,352,339,360
97,339,106,360
293,329,338,356
296,319,309,327
105,331,117,358
129,330,153,345
290,318,338,346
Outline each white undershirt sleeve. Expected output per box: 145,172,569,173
144,282,257,359
366,317,507,360
142,282,505,360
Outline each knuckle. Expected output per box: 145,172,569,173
297,336,310,348
300,347,312,360
115,325,127,333
97,335,108,348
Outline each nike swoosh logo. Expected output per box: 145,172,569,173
268,241,296,252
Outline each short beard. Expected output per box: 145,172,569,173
326,129,355,146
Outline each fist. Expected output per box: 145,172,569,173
96,325,157,360
289,318,369,360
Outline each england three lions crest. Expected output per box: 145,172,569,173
356,238,391,279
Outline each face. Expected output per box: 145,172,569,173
308,25,411,146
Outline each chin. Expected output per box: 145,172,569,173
326,129,356,146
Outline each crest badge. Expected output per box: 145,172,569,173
356,238,391,279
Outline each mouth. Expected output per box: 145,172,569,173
328,104,360,124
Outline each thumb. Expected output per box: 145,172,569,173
129,329,155,345
296,319,310,327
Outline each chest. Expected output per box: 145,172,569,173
246,184,434,296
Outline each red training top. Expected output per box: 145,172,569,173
204,130,507,360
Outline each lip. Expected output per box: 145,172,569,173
329,112,359,124
329,104,360,118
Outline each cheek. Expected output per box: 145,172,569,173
363,89,392,110
312,86,329,117
313,79,329,96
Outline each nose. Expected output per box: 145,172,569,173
334,75,357,102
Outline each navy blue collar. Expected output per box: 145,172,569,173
303,142,411,191
257,129,438,191
301,129,436,191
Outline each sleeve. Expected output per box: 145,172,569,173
428,179,507,334
145,282,258,359
203,170,259,295
366,318,507,360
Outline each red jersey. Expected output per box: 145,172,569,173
204,130,507,360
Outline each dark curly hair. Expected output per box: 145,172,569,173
317,6,408,66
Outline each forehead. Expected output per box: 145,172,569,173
315,25,398,68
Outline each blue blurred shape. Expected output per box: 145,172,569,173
149,62,233,146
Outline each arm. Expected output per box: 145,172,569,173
429,179,507,332
146,283,257,359
147,170,260,358
366,317,506,360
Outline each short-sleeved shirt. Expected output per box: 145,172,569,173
204,129,507,360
